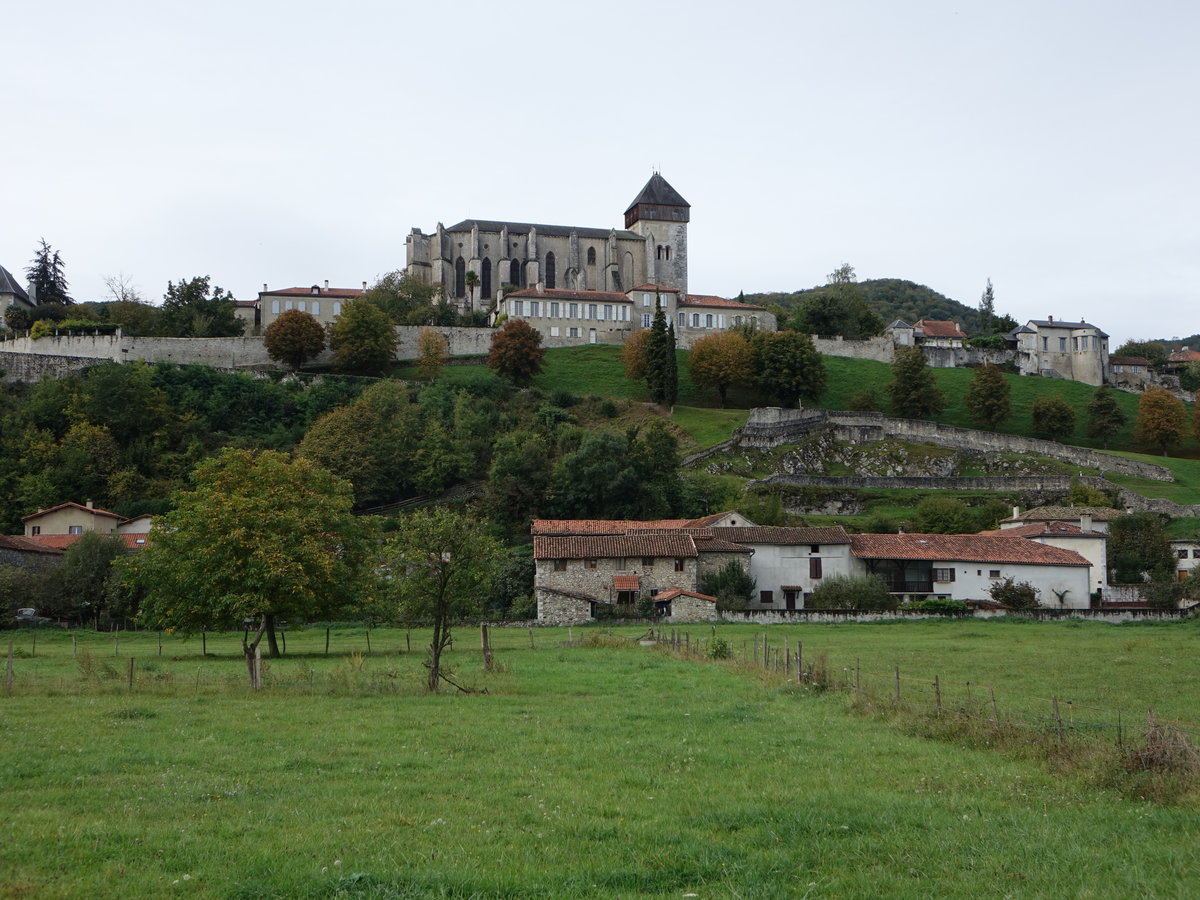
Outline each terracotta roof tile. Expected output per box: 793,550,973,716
1167,348,1200,363
22,501,125,523
534,534,697,560
0,534,64,554
715,526,851,545
982,522,1104,538
1005,506,1125,523
612,575,640,591
259,286,366,299
681,294,767,311
25,533,151,550
654,589,716,603
506,288,629,303
849,533,1090,566
1109,356,1151,366
532,518,694,536
914,319,967,338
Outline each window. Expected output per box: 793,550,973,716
454,256,466,298
587,247,596,266
30,525,40,535
285,300,293,311
643,293,652,307
1193,550,1200,558
512,300,524,316
312,301,320,316
569,327,579,338
298,300,306,312
760,590,774,605
678,312,685,327
553,560,567,572
529,301,539,317
674,558,684,572
989,569,1001,578
1081,335,1089,350
718,314,725,328
510,259,521,287
585,558,597,570
568,302,578,318
691,313,700,327
641,557,654,568
481,258,492,299
550,326,560,337
810,545,819,554
1072,337,1078,351
933,568,955,583
271,299,280,315
621,306,629,322
1042,337,1049,351
588,304,598,320
1179,550,1190,559
68,525,84,535
705,314,713,328
616,558,626,571
550,302,560,318
334,302,342,315
545,252,556,289
809,558,822,579
603,304,612,320
642,313,652,328
1059,337,1067,352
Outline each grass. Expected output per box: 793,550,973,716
2,621,1198,897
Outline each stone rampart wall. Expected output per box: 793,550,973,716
754,474,1119,492
921,346,1015,369
810,335,895,363
0,352,109,382
737,408,1173,482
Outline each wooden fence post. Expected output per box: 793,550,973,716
855,658,861,698
366,629,371,655
201,630,207,657
934,675,942,717
796,641,802,682
31,633,36,658
158,630,163,657
325,627,330,655
481,623,493,672
528,628,535,649
127,657,135,690
254,644,263,691
72,635,77,657
5,639,12,693
893,666,901,707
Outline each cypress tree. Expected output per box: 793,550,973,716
663,322,679,408
647,297,670,404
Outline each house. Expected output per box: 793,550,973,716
0,264,35,325
1170,539,1200,581
912,319,967,348
237,281,368,333
1007,317,1110,386
1108,356,1153,390
23,501,124,538
710,526,853,610
1163,347,1200,376
998,506,1125,534
0,534,64,572
847,533,1093,608
980,520,1108,594
496,283,773,349
888,320,916,347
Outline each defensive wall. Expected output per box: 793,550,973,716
729,408,1175,482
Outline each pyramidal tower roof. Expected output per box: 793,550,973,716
625,173,690,215
0,265,29,303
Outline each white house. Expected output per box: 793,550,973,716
1170,539,1200,581
982,520,1108,594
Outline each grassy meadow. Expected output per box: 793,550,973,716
3,619,1199,898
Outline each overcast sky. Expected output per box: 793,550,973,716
5,0,1197,346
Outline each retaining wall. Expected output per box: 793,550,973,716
718,608,1190,625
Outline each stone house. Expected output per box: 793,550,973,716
0,534,64,572
1108,356,1153,390
1008,317,1110,386
238,281,367,333
848,533,1093,608
913,319,967,348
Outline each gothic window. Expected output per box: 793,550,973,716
545,252,556,289
510,259,521,287
481,259,492,300
656,245,663,260
454,257,466,298
587,247,596,266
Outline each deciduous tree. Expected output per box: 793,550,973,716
161,276,243,337
688,331,753,407
965,364,1011,430
264,309,326,369
753,330,826,408
415,327,449,381
1031,395,1076,442
1086,387,1127,449
887,346,944,419
487,318,544,387
622,329,652,384
381,507,503,692
127,449,372,683
328,299,398,374
1108,512,1173,584
1134,386,1188,456
698,559,756,611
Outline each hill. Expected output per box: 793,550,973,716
744,278,991,333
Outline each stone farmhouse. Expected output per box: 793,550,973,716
533,514,1095,623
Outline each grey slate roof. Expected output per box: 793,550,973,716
1026,319,1110,338
888,319,912,329
0,265,29,302
624,173,690,214
444,219,642,241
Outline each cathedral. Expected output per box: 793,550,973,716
404,173,691,305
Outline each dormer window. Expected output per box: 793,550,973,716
311,285,320,295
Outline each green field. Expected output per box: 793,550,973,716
3,620,1198,898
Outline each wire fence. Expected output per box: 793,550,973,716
645,627,1200,748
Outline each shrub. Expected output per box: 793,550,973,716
807,575,897,610
550,390,578,408
698,560,755,611
987,576,1040,609
707,636,733,659
29,320,53,339
595,399,617,418
899,598,969,614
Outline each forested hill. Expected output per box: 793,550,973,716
744,278,983,333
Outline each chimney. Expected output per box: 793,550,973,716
1012,506,1020,519
362,281,367,291
86,500,94,509
1081,514,1092,532
262,283,268,292
324,280,329,290
536,281,545,294
1048,315,1053,323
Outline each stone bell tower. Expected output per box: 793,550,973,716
624,173,689,294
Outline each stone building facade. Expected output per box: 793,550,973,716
1008,317,1110,386
406,174,691,306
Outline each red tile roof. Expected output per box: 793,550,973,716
25,533,151,550
1004,506,1125,523
681,294,767,311
259,286,366,299
506,288,629,303
715,526,851,545
533,518,695,536
981,522,1104,538
849,533,1089,566
654,589,717,604
22,501,125,523
534,534,697,560
1166,348,1200,363
1109,356,1151,366
629,283,679,293
0,535,64,555
612,575,640,591
915,319,967,338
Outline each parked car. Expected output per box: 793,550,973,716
13,608,51,626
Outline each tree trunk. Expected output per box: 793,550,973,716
265,613,281,658
243,617,269,688
427,617,443,693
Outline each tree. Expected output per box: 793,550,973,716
753,331,826,408
126,449,372,683
807,575,897,610
160,276,243,337
978,278,995,334
1086,387,1128,449
622,329,652,385
381,507,503,692
103,273,141,304
887,346,945,419
698,559,756,611
1108,512,1173,585
487,318,544,387
53,532,128,627
688,332,754,406
987,577,1040,610
913,496,974,534
848,389,881,412
790,263,883,339
486,430,552,527
264,309,326,369
415,327,449,382
328,299,398,374
26,238,72,305
464,271,479,311
663,322,679,407
361,271,448,325
1031,395,1076,442
1114,340,1167,370
1180,361,1200,393
646,297,674,405
1134,386,1188,456
965,364,1011,430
